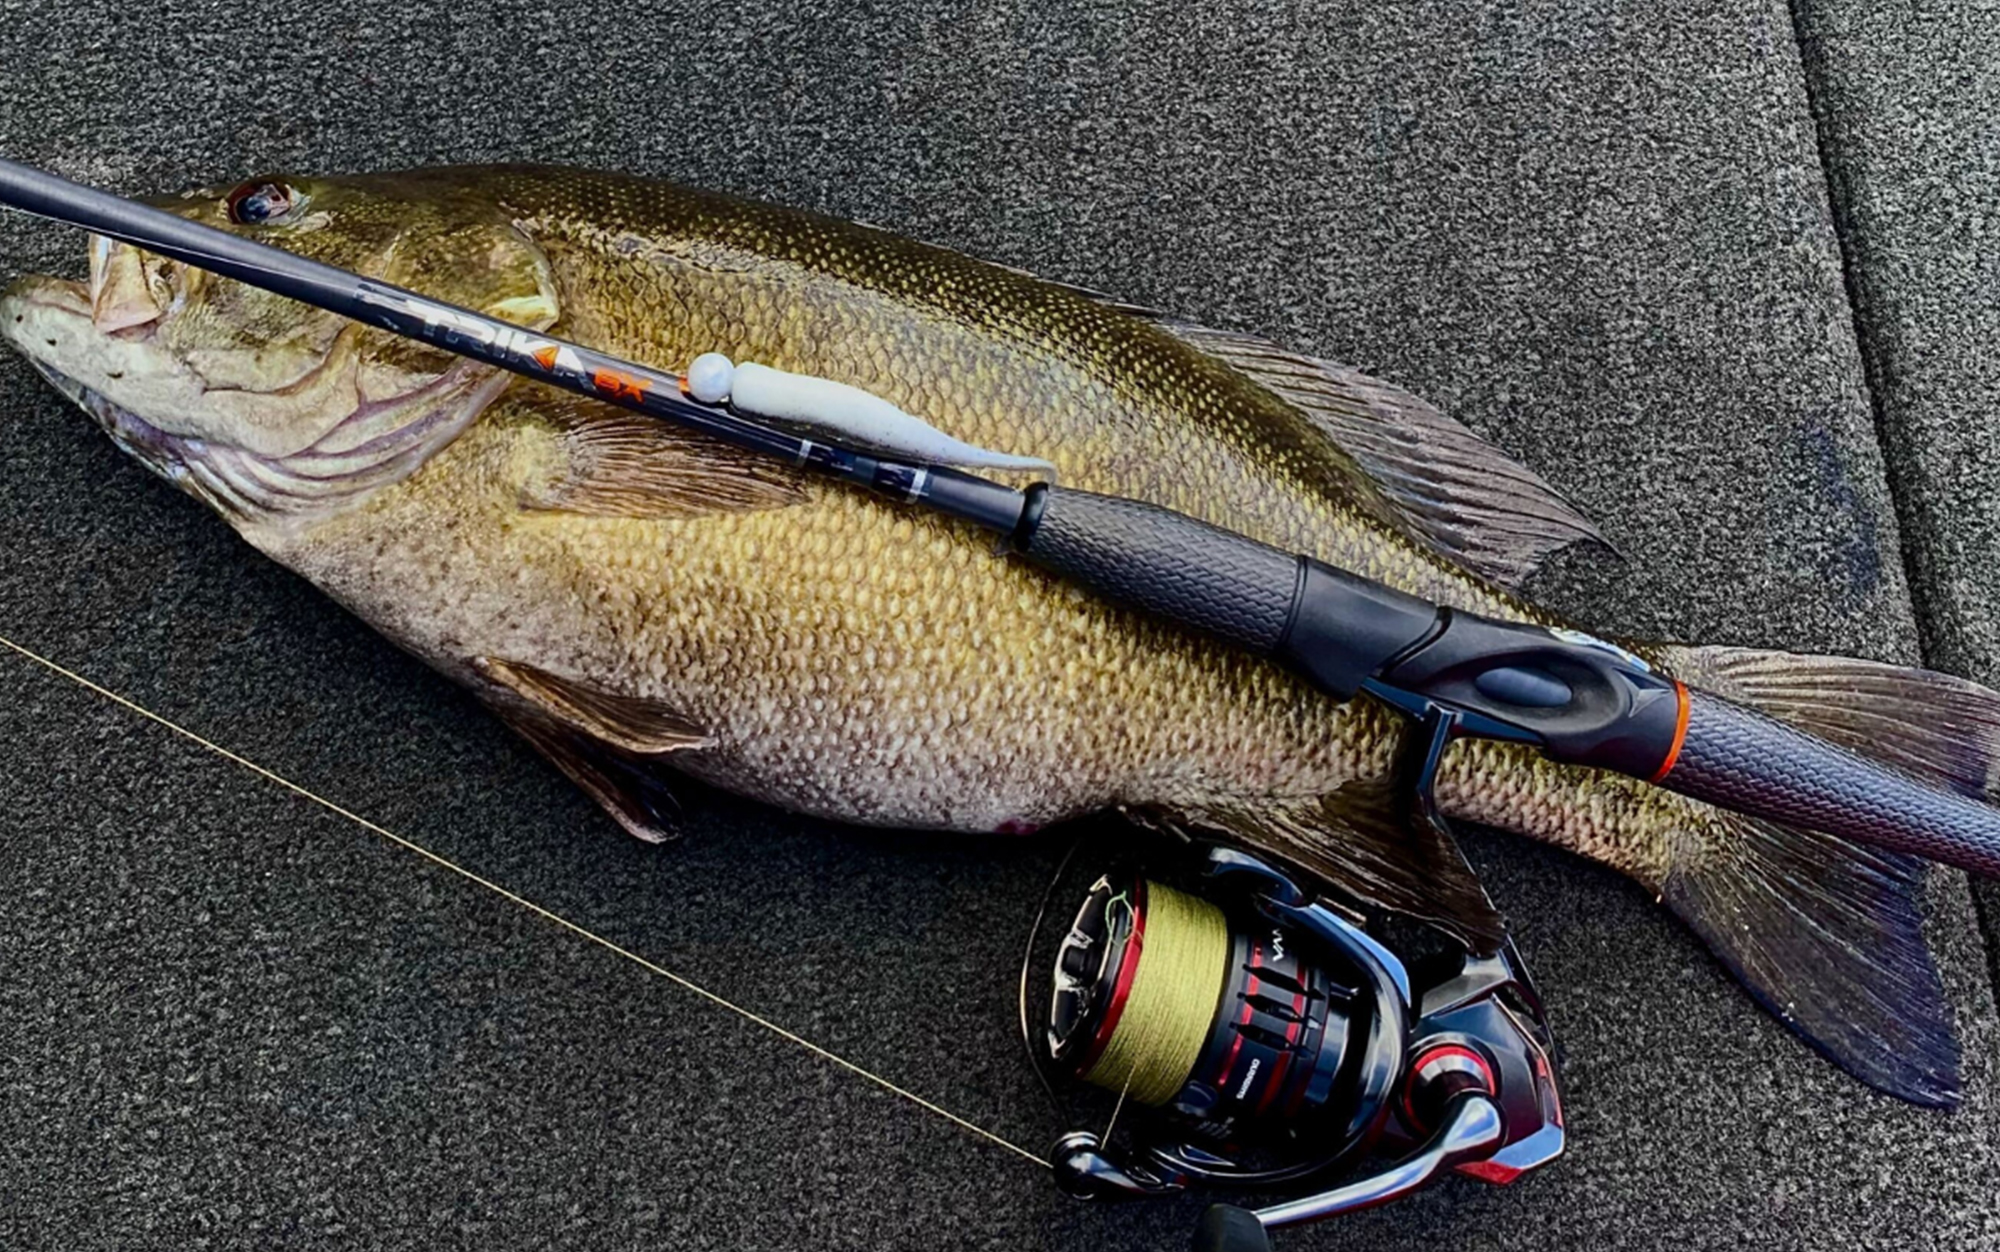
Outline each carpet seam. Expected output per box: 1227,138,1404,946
1778,0,2000,1009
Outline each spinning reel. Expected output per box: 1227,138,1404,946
1027,846,1564,1252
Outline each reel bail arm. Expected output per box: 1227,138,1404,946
1201,1091,1506,1252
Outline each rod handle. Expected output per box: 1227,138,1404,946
1013,486,1444,698
1014,485,1303,653
1663,690,2000,877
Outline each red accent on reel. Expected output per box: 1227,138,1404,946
1402,1043,1496,1134
1077,881,1148,1075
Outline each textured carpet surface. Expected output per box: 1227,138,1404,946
1792,0,2000,1001
1,1,1996,1250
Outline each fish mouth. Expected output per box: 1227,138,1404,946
3,270,365,459
28,356,200,483
3,273,513,524
1,274,289,518
1,277,190,480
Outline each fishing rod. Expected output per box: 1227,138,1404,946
1,156,1996,892
4,156,1995,1252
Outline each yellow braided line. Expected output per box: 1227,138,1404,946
1082,879,1230,1106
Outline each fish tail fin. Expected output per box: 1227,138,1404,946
1661,807,1959,1107
1643,643,1978,1105
1662,643,2000,799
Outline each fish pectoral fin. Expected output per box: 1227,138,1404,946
520,400,808,520
474,656,714,756
488,702,688,844
1134,778,1507,954
1663,812,1960,1108
1158,321,1608,589
1668,643,2000,800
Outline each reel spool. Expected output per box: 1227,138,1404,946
1031,847,1565,1252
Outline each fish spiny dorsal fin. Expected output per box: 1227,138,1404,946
520,398,808,520
473,657,714,756
784,234,1597,587
1131,776,1507,954
1156,320,1607,589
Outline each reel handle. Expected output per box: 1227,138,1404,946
1191,1205,1273,1252
1191,1093,1505,1252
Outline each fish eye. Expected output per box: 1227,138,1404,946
225,179,303,226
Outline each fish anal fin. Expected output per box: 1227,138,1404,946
488,702,685,843
1664,811,1959,1107
1159,321,1608,588
474,656,714,756
1669,643,2000,800
521,401,807,520
1136,777,1507,955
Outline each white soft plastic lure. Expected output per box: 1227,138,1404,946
685,352,1057,479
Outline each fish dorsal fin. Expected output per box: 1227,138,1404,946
520,399,808,520
1132,774,1506,953
474,657,714,756
836,231,1596,586
1157,320,1606,588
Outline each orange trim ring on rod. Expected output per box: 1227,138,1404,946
1650,680,1691,783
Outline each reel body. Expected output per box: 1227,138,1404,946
1035,847,1563,1251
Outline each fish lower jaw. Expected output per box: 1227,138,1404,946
21,360,308,528
27,360,198,485
21,355,511,534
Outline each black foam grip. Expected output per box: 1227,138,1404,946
1192,1206,1274,1252
1018,487,1300,653
1667,691,2000,877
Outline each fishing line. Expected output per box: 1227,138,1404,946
1100,1077,1134,1150
1079,881,1230,1107
0,630,1050,1171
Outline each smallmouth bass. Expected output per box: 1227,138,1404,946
5,164,1987,1106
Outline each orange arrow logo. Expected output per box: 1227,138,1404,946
592,368,653,402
